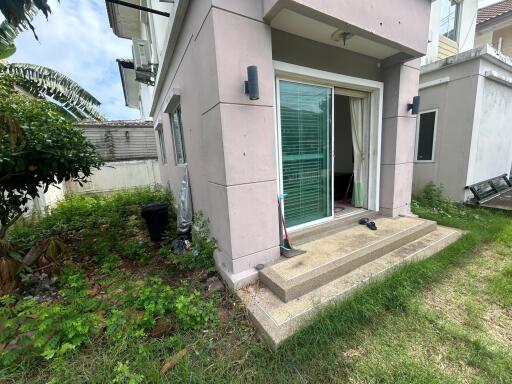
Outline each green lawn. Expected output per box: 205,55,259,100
1,186,512,383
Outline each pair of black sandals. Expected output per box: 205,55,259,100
359,217,377,230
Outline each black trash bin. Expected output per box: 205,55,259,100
140,202,169,242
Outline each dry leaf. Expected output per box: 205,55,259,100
160,348,187,374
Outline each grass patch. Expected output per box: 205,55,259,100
2,185,512,383
487,264,512,307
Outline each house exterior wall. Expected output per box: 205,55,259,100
380,59,421,216
416,48,512,202
415,59,479,201
491,25,512,57
465,58,512,189
475,21,512,58
423,0,478,65
264,0,431,56
79,123,158,161
146,0,430,288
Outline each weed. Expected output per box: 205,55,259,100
174,290,218,330
119,239,152,264
112,361,145,384
167,212,216,271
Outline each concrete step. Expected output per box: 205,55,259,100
238,225,463,349
260,217,437,302
291,210,379,246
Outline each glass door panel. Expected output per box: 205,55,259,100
279,80,332,228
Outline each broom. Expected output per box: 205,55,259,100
277,195,292,250
340,173,354,205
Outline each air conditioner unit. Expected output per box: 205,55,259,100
135,68,155,86
133,39,151,70
132,39,157,86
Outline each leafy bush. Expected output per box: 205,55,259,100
174,290,218,330
106,277,218,340
0,75,104,239
0,269,100,365
412,183,477,220
8,187,176,265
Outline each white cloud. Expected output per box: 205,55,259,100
479,0,503,8
10,0,140,120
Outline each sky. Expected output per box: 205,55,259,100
3,0,505,121
8,0,140,120
479,0,504,8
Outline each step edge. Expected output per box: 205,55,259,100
243,227,463,349
261,219,437,302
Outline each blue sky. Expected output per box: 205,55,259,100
9,0,140,120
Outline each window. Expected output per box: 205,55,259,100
170,106,186,165
157,128,167,164
416,110,438,162
440,0,461,42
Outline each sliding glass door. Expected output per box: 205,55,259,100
278,80,332,228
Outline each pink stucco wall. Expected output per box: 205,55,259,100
263,0,431,56
152,0,430,288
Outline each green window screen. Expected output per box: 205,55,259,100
279,80,332,228
417,111,436,161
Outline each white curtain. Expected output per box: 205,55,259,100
350,97,365,208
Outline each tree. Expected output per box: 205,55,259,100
0,6,103,121
1,63,104,120
0,1,53,39
0,5,38,59
0,75,104,239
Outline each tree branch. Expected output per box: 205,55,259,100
0,211,23,239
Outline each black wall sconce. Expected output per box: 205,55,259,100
244,66,259,100
407,96,421,115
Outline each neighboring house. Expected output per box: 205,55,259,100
475,0,512,56
107,0,433,288
30,120,161,213
67,120,161,194
413,0,512,202
423,0,478,65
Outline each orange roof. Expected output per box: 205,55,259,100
477,0,512,26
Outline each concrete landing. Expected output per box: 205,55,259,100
260,217,436,302
238,225,463,349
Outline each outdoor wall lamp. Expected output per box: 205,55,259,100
407,96,421,115
244,66,259,100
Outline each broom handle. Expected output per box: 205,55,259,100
278,195,289,240
343,173,354,201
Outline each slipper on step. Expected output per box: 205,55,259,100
367,221,377,230
358,217,370,225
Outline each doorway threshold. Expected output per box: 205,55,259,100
290,210,377,246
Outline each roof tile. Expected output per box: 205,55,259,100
478,0,512,25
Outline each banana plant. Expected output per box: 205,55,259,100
0,4,103,121
0,1,53,37
0,2,42,59
2,63,104,121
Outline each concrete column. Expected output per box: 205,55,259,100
380,59,420,217
208,6,280,288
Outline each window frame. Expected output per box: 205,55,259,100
155,123,167,164
169,105,187,166
415,109,439,163
439,0,461,42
